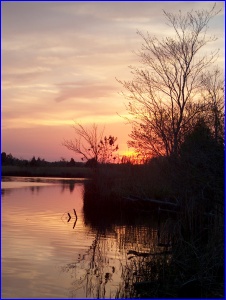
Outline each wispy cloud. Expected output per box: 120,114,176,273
2,1,224,160
55,82,116,102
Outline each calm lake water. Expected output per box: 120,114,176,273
2,176,161,299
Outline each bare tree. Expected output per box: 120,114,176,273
63,123,118,164
118,4,221,158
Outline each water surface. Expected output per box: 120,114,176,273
2,177,160,298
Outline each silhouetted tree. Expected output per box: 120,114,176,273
180,118,223,169
30,156,37,167
97,135,118,163
118,4,222,158
63,123,119,164
68,158,76,166
1,152,7,165
178,118,224,246
200,67,224,145
85,157,98,168
2,153,15,165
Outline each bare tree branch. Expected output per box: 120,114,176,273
63,123,119,164
118,4,222,158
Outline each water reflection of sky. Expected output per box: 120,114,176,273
2,180,96,298
2,181,53,189
2,177,161,298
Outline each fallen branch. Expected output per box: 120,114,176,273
158,207,180,213
123,195,178,207
127,249,172,259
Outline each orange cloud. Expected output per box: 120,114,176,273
2,1,224,161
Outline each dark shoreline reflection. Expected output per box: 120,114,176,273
1,188,12,197
60,179,175,298
82,180,160,229
1,176,88,195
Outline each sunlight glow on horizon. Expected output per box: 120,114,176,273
2,2,224,161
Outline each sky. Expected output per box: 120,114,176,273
1,1,224,162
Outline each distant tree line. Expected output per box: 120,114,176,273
1,152,84,168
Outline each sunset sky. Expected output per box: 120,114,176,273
2,1,224,162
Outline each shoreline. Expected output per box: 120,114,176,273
1,165,93,179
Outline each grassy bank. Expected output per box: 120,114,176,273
1,165,93,178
